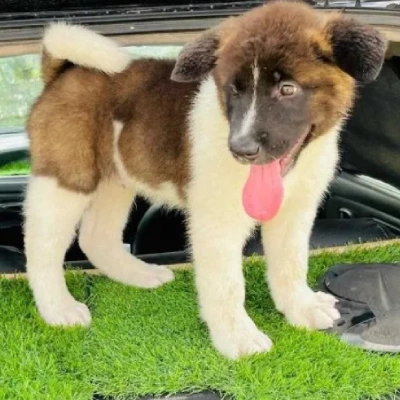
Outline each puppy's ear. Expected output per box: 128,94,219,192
326,18,387,83
171,32,219,82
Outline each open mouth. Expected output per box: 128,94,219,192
241,124,315,223
279,125,315,176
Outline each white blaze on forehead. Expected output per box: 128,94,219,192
238,59,259,137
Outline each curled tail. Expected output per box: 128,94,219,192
41,22,131,85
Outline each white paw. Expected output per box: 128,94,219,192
39,298,92,327
123,264,175,289
281,289,340,330
208,313,273,359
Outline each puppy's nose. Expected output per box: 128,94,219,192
229,137,260,163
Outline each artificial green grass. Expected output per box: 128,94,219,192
0,160,31,176
1,245,400,400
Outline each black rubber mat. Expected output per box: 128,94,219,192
317,263,400,352
93,391,224,400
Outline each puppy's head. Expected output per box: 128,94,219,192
171,0,386,169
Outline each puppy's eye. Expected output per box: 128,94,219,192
280,83,297,96
230,84,240,97
229,79,246,97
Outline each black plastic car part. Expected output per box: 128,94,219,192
94,391,225,400
0,1,399,44
132,201,399,257
317,263,400,352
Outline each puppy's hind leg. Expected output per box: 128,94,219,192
24,176,93,326
79,179,174,288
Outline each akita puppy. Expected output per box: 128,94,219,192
24,0,386,358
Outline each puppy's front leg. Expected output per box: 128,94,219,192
262,132,341,330
189,200,272,359
262,205,340,330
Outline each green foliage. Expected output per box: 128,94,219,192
0,54,42,128
0,160,31,176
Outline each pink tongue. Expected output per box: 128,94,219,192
242,160,284,222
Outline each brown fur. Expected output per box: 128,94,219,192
114,59,196,198
27,68,112,193
27,59,197,195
